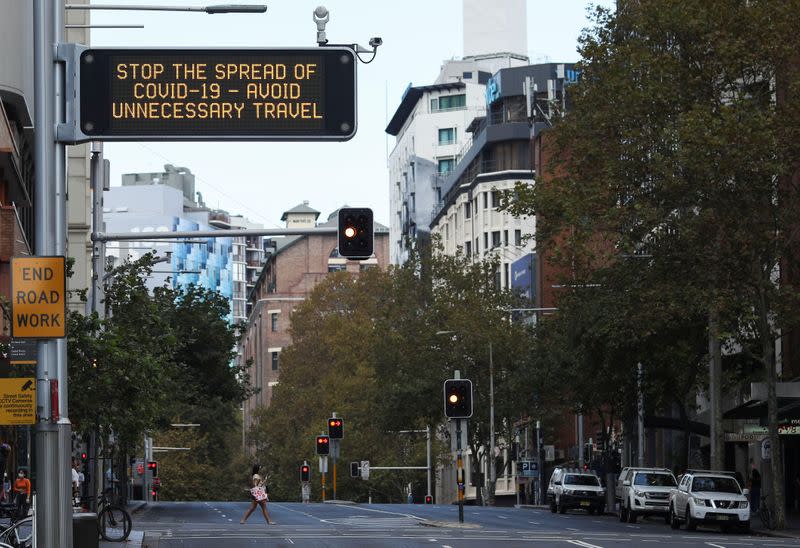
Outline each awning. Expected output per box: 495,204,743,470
723,382,800,420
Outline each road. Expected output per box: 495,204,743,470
132,501,800,547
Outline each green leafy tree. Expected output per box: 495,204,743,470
504,0,800,525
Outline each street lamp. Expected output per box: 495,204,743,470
436,330,496,506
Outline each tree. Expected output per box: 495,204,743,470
504,0,800,526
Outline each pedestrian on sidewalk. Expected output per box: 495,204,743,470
749,460,761,513
12,469,30,519
240,473,274,525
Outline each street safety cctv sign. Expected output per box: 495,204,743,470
11,257,66,338
0,378,36,425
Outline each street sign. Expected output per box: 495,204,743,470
360,460,369,480
0,378,36,425
11,257,66,338
519,459,539,477
78,48,357,141
9,339,37,365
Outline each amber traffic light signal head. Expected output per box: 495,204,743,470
328,417,344,439
338,207,374,260
315,435,330,455
443,379,473,419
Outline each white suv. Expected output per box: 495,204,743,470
550,471,606,515
669,470,750,532
618,468,677,524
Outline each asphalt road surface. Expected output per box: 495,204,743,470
136,501,800,547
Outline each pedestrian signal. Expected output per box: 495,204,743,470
350,461,360,478
300,464,310,482
443,379,473,418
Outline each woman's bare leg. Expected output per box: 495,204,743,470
259,501,274,524
240,500,257,524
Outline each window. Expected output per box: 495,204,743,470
438,127,456,145
491,190,501,208
515,229,522,246
432,94,466,111
503,230,509,246
360,264,376,271
270,313,278,332
328,264,347,272
462,71,473,79
438,158,454,174
465,241,471,256
483,233,489,249
475,237,480,253
492,231,501,248
494,268,501,290
271,351,279,371
504,263,509,288
411,192,416,212
464,202,471,219
483,192,488,209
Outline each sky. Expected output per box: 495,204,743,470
88,0,609,228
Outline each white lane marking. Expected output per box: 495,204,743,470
285,539,294,545
706,543,727,548
442,545,453,548
498,515,508,519
529,521,540,525
227,518,232,522
567,527,579,531
568,541,605,548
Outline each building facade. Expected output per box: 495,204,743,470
241,203,390,439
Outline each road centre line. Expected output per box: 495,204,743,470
706,543,727,548
567,541,605,548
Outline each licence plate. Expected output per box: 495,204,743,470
717,515,729,521
580,501,590,507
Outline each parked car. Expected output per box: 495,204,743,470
669,470,750,532
549,470,606,515
546,466,568,509
617,468,677,523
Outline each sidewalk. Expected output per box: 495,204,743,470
751,510,800,539
98,501,146,548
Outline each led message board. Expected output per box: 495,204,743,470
79,48,356,141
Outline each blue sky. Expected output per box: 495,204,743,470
88,0,611,228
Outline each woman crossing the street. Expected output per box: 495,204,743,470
240,473,274,525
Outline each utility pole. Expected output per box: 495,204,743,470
709,314,723,469
578,414,584,469
488,342,495,506
454,370,464,523
34,1,72,546
637,362,645,467
426,425,432,501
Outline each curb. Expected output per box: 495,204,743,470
751,528,800,540
322,499,357,505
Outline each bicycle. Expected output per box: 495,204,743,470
84,489,132,542
0,516,32,548
758,494,775,530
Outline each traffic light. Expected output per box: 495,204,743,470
443,379,473,418
80,451,88,462
338,207,373,259
425,495,433,504
350,461,360,478
147,460,158,476
328,417,344,439
300,464,310,482
315,435,330,455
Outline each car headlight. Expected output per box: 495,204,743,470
633,489,645,497
739,500,749,509
692,497,707,507
563,489,573,495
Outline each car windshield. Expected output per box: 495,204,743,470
691,476,741,494
634,473,677,487
564,474,599,486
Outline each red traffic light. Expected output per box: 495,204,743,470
80,452,88,461
302,466,309,473
147,461,158,470
425,495,433,504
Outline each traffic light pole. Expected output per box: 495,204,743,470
456,418,464,523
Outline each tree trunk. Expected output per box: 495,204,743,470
758,288,785,528
708,309,724,470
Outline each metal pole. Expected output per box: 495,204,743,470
426,425,432,500
578,414,584,469
34,1,66,546
536,420,543,505
331,412,337,501
488,342,495,506
637,362,645,467
456,418,464,523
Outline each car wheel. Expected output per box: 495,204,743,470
669,505,680,530
619,505,627,522
550,500,557,513
664,511,671,525
685,506,697,531
558,498,566,514
628,508,638,524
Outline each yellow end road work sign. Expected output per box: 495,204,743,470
0,378,36,425
11,256,66,338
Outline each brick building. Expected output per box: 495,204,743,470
241,202,390,439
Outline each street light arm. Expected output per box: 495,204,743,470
65,4,267,13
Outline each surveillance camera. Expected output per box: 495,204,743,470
313,6,329,21
369,37,383,48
